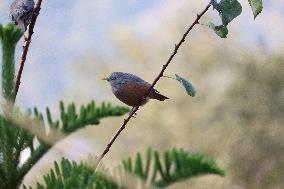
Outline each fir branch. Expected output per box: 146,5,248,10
3,104,65,146
27,158,120,189
98,2,212,163
0,164,4,183
1,100,129,187
17,144,49,183
55,101,130,133
26,148,224,189
14,0,43,101
0,23,23,101
0,114,29,189
123,148,225,188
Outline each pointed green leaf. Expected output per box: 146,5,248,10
164,151,171,176
209,22,228,38
144,147,152,177
0,24,3,39
154,151,165,179
134,153,144,178
175,74,196,97
248,0,263,19
211,0,242,26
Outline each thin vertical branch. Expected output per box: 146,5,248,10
98,2,212,163
13,0,43,101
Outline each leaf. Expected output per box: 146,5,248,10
211,0,242,26
248,0,263,19
175,74,196,97
209,22,228,38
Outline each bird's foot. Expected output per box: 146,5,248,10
24,34,30,42
129,107,138,118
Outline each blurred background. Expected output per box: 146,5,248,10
0,0,283,188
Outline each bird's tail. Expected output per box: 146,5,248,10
150,91,169,101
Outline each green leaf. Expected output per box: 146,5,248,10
248,0,263,19
134,153,144,178
209,22,228,38
175,74,196,97
211,0,242,26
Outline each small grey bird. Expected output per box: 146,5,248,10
10,0,35,31
103,72,169,107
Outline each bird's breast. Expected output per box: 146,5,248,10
111,80,150,106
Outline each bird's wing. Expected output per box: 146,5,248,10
23,0,35,13
10,2,21,22
112,81,149,106
120,80,150,97
122,80,163,98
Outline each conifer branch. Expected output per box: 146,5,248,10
17,143,49,182
14,0,43,101
98,2,212,163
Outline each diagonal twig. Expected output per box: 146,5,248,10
98,2,212,163
13,0,43,101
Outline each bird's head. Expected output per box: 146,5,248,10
102,72,127,88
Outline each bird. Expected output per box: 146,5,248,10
103,72,169,107
10,0,35,31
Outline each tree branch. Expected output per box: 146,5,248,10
13,0,43,101
98,2,212,163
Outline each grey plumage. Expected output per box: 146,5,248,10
10,0,35,31
107,72,146,93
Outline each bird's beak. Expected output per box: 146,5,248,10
102,77,109,81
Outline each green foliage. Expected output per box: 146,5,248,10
210,0,242,38
175,74,196,97
23,158,119,189
0,114,47,189
0,23,23,46
0,23,23,100
209,0,262,38
44,100,130,133
25,148,224,189
123,148,224,187
22,100,129,180
0,101,129,189
32,101,126,129
209,22,228,38
211,0,242,26
248,0,263,19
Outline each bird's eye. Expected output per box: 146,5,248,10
112,77,117,80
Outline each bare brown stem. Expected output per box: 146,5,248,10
13,0,43,101
98,2,212,163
